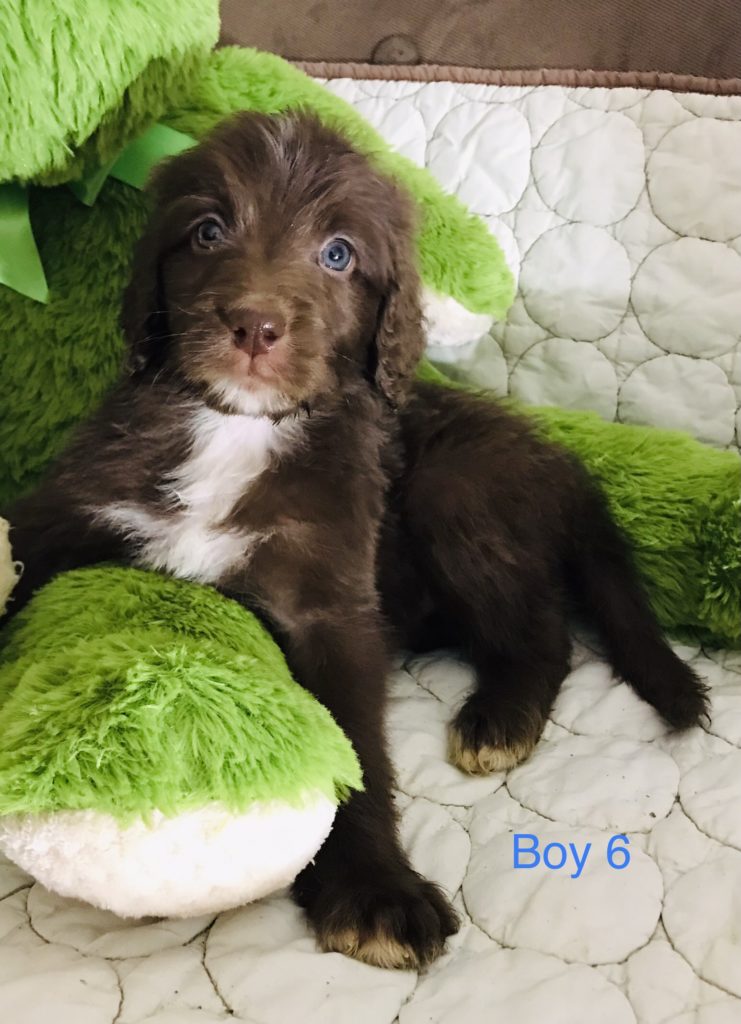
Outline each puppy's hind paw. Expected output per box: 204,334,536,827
447,695,545,776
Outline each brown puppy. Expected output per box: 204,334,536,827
4,112,707,970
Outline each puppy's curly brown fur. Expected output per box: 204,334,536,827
5,111,707,970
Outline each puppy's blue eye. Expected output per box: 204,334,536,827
195,218,225,248
319,238,353,272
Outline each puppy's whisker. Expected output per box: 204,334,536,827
149,367,167,389
336,353,363,367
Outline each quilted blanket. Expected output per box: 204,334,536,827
1,77,740,1024
335,76,741,454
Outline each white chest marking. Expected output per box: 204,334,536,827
97,409,300,584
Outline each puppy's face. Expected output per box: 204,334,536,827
123,113,425,416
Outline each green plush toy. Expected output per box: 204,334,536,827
0,0,739,921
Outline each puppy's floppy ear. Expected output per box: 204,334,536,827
372,190,426,409
120,211,169,375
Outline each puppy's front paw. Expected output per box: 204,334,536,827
448,695,545,775
301,869,458,970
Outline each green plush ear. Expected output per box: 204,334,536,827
0,0,220,185
0,1,219,303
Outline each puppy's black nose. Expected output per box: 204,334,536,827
230,309,285,355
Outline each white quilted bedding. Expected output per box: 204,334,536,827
1,79,740,1024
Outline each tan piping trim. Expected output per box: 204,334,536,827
294,61,741,96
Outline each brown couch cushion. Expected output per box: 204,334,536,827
220,0,741,81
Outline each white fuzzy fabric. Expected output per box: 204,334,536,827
0,518,20,614
0,795,336,919
421,289,495,348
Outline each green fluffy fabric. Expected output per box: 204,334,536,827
0,0,219,184
0,567,362,821
0,47,513,504
0,183,150,501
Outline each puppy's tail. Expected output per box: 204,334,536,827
569,483,709,730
